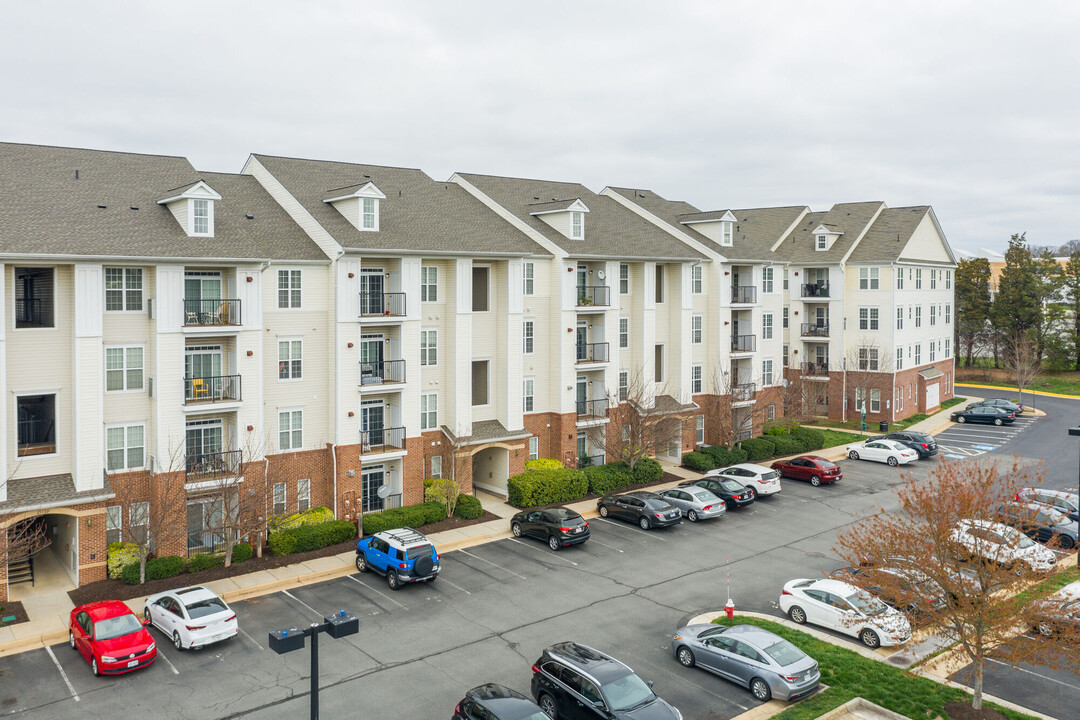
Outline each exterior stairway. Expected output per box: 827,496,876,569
7,555,34,586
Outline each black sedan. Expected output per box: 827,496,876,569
972,397,1024,414
510,507,590,550
994,502,1078,550
453,684,547,720
866,431,938,458
597,491,682,530
679,477,755,508
950,405,1015,425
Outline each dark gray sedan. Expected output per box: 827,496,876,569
671,624,820,702
656,486,726,522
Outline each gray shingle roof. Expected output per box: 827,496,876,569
606,187,801,262
457,175,705,260
253,155,548,256
770,201,886,262
0,473,114,514
440,420,531,446
846,206,936,263
0,142,326,261
527,198,584,213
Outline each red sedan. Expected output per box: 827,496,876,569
770,455,842,486
69,600,156,676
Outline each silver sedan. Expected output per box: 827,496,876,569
656,486,726,522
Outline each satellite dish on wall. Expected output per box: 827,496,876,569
596,269,606,280
376,485,392,499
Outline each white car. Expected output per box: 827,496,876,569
950,519,1058,573
779,578,911,649
143,585,239,650
846,439,918,467
705,463,782,498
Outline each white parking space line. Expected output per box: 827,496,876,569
45,646,79,703
507,537,579,566
238,627,264,651
595,517,668,540
585,537,625,553
282,589,326,619
635,654,749,711
432,576,471,595
155,647,180,675
458,549,528,580
345,574,410,610
986,658,1080,691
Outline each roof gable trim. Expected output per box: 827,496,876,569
157,180,222,205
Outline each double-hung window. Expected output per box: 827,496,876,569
945,338,951,357
762,359,774,386
762,267,774,293
896,306,903,330
858,267,879,290
278,270,301,308
858,307,879,331
105,346,144,391
691,315,703,344
896,269,904,290
619,317,629,348
431,455,443,478
105,268,143,311
691,265,703,294
896,347,904,370
946,270,952,289
193,199,210,235
945,304,951,324
915,269,923,289
522,262,534,296
691,364,702,393
782,307,788,328
106,506,122,544
273,483,287,515
931,271,937,290
421,266,438,302
762,313,773,340
816,234,827,250
528,437,539,461
696,415,705,445
297,478,311,512
106,424,145,471
915,344,922,364
619,264,629,294
421,393,438,430
870,389,881,413
858,347,879,370
930,305,937,326
930,342,936,362
362,198,377,229
279,410,303,451
420,329,437,366
522,320,534,354
618,370,629,402
523,378,535,412
571,211,583,239
278,340,302,379
915,306,922,328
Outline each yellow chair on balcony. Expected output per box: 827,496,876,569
191,378,210,400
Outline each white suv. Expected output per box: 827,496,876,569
705,463,781,498
950,519,1057,573
1017,488,1080,523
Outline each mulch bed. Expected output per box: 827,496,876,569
536,472,688,511
68,510,502,606
0,600,29,627
944,701,1008,720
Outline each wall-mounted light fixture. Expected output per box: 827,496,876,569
246,350,254,356
348,272,355,278
347,342,354,348
348,411,355,417
247,425,254,431
246,276,253,283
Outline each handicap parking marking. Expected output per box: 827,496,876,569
971,444,999,451
45,646,80,703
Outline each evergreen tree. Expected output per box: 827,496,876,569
954,258,991,367
991,233,1040,342
1063,249,1080,370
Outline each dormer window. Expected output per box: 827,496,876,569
571,211,583,239
816,234,827,250
721,222,733,246
157,180,221,238
362,197,378,230
193,199,210,235
323,181,385,232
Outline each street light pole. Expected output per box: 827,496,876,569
1070,427,1080,569
269,610,359,720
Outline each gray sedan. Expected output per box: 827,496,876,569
671,624,820,702
656,487,726,522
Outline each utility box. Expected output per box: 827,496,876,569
269,627,305,654
324,611,359,639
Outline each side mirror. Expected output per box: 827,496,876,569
646,680,654,688
143,618,151,626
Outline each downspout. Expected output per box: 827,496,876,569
332,249,344,522
841,358,847,424
331,443,339,519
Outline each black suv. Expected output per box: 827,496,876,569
531,642,681,719
597,491,681,530
511,508,590,550
866,431,938,459
453,683,547,720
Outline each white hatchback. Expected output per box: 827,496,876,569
144,585,239,650
705,463,782,498
950,519,1058,573
846,439,918,467
779,578,911,649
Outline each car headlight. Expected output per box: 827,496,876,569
146,643,155,653
671,707,682,720
102,656,118,663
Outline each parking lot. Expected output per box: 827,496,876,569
934,412,1039,459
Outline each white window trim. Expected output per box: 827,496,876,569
278,408,304,452
691,364,703,394
420,328,438,367
721,222,734,247
421,265,439,303
691,315,703,344
190,198,214,237
528,437,539,461
761,358,775,387
816,234,828,250
522,262,534,296
619,264,630,295
278,337,303,381
104,267,144,313
762,313,773,340
570,211,584,239
297,478,311,511
523,377,535,413
691,265,703,294
105,423,146,471
277,269,303,309
272,482,287,515
523,319,535,355
105,345,145,393
762,267,774,294
430,455,443,478
420,392,438,431
619,317,629,349
695,415,705,444
360,197,380,232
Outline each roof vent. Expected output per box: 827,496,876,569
97,204,106,209
533,196,539,200
75,170,80,180
245,213,254,220
363,174,370,179
130,206,139,211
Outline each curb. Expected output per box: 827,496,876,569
956,382,1080,401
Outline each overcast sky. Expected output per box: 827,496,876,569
2,1,1077,253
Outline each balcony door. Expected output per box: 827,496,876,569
576,320,588,360
361,400,385,446
186,419,223,470
815,307,827,327
185,345,223,380
185,271,222,301
577,264,588,294
359,269,384,315
361,465,386,512
360,335,384,384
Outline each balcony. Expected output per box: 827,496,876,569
361,426,406,455
732,383,755,403
731,286,757,304
184,375,242,404
801,361,830,377
578,454,605,469
359,292,406,318
576,342,610,364
183,299,241,327
800,323,830,338
186,449,242,477
576,285,610,307
360,359,406,386
801,283,830,298
734,429,753,442
731,335,756,353
15,298,47,328
576,398,610,419
363,492,403,513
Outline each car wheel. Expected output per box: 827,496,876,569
860,628,881,648
957,415,966,423
849,451,860,460
1059,535,1076,550
677,646,695,667
548,535,561,551
750,677,772,702
687,509,698,522
599,505,609,518
91,658,99,677
538,692,558,719
512,522,523,537
887,456,898,467
1037,622,1054,637
994,418,1004,426
639,517,651,530
144,608,152,625
174,630,184,651
69,630,75,650
355,553,368,573
810,475,822,487
387,570,400,591
788,606,807,624
747,487,757,500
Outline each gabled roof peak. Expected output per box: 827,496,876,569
157,179,221,205
323,180,387,203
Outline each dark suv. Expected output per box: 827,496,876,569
356,527,440,590
531,642,681,719
866,431,938,459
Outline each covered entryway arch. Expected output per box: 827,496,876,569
469,444,512,499
3,508,83,611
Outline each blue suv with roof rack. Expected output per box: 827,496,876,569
356,527,440,591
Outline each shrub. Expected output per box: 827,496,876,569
584,462,635,495
121,563,142,585
269,506,335,533
268,520,357,555
681,452,716,472
526,458,564,472
632,457,663,484
740,437,775,462
361,501,448,536
769,436,803,456
454,494,483,519
146,555,187,580
764,425,792,436
187,553,224,573
108,542,141,579
428,478,461,517
792,427,825,451
727,447,749,464
507,468,588,508
231,542,253,564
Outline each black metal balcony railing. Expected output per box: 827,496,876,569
800,323,830,338
576,398,610,418
731,335,756,352
362,491,402,513
15,298,45,327
802,361,830,377
187,527,234,555
184,375,242,403
361,426,406,454
731,286,757,304
801,283,830,298
576,285,610,307
359,292,406,317
578,454,605,469
186,449,242,477
734,429,753,442
17,418,55,455
732,383,755,402
183,298,241,326
360,359,406,385
576,342,610,363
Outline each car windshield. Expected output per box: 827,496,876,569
761,638,806,666
761,471,778,481
185,597,228,619
95,613,144,640
1012,532,1035,548
407,544,435,560
643,497,669,510
601,672,655,712
844,590,888,616
719,479,744,492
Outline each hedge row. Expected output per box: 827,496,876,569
267,520,357,555
121,555,186,585
362,501,447,536
508,468,588,507
268,506,335,533
689,427,828,472
113,541,256,584
454,494,483,519
583,462,634,495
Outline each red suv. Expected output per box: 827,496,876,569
770,455,842,486
69,600,156,676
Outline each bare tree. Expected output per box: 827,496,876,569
197,434,277,567
834,458,1080,712
843,336,893,429
0,470,50,575
778,371,826,431
693,363,757,447
588,368,684,470
1002,331,1040,409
